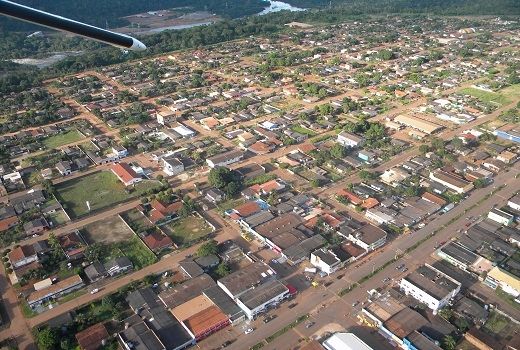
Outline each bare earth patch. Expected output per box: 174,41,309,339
81,215,134,245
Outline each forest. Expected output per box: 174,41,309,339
0,0,519,94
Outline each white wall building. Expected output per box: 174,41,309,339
235,280,289,320
399,264,461,314
162,156,184,176
206,150,244,168
310,248,341,275
337,131,364,148
488,209,514,226
508,194,520,211
484,266,520,297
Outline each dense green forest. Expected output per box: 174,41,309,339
1,0,519,94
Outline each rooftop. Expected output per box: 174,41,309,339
238,279,289,310
217,261,276,297
183,305,228,336
159,273,215,309
403,265,460,301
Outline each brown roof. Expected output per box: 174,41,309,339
233,201,261,217
75,323,109,350
9,245,36,263
183,305,228,336
254,213,302,237
142,232,173,250
59,231,83,250
362,198,379,209
422,192,447,206
337,190,363,205
249,141,272,153
110,162,140,184
298,143,317,153
0,216,19,231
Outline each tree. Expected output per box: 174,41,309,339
454,317,471,332
329,143,347,159
225,181,241,196
216,261,231,277
418,145,429,155
177,204,191,218
331,234,342,245
208,167,232,188
438,308,453,320
37,328,59,350
473,178,488,189
443,335,457,350
197,239,218,257
310,179,320,188
41,179,55,196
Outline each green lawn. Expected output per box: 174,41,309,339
459,87,511,107
59,290,86,303
291,125,317,136
166,216,213,246
484,311,509,335
124,236,158,270
54,171,161,218
42,130,84,149
20,301,38,318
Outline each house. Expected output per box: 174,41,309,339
337,131,364,148
0,216,19,232
399,264,461,313
339,222,387,251
206,150,244,168
217,262,276,300
179,259,204,278
9,245,38,269
429,170,474,194
75,323,110,350
58,230,87,260
112,145,128,158
28,275,84,307
205,188,225,203
484,266,520,297
104,256,133,276
482,158,505,172
194,254,220,271
142,232,173,251
235,279,289,320
111,163,142,186
23,217,49,235
310,248,341,275
74,158,90,170
496,151,517,164
508,194,520,211
148,200,182,224
84,262,107,282
249,179,286,196
55,161,73,176
162,156,185,176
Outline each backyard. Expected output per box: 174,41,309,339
42,130,84,149
54,171,161,218
123,236,158,270
162,215,213,246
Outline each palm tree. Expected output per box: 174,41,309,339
443,335,456,350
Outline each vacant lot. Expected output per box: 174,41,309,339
42,130,84,149
82,215,134,245
459,87,511,107
55,171,161,218
124,236,158,270
162,215,213,246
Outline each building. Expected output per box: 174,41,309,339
104,256,133,276
111,163,142,186
236,279,289,320
159,274,216,309
437,242,479,271
142,232,173,251
203,285,245,325
147,200,182,224
75,323,110,350
393,114,443,134
484,266,520,297
339,222,387,251
179,259,204,278
27,275,84,307
310,248,341,275
84,262,107,282
59,230,88,260
337,131,364,148
399,264,461,313
9,245,38,269
205,188,225,203
172,124,196,139
282,235,326,265
23,217,49,235
429,170,474,194
162,156,185,176
487,209,514,226
508,194,520,211
322,332,373,350
206,150,244,168
217,262,277,299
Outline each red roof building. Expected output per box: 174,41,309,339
337,190,363,205
0,216,19,232
148,200,183,223
110,163,142,186
233,201,262,218
75,323,109,350
142,232,173,251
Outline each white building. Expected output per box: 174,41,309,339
337,131,364,148
217,262,276,299
173,124,196,139
235,279,289,320
488,209,514,226
399,264,461,314
162,156,184,176
365,209,393,225
338,223,387,251
310,248,341,275
508,194,520,211
485,266,520,297
206,150,244,168
323,332,372,350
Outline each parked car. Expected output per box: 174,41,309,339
221,341,231,348
288,303,297,309
352,301,359,307
396,264,404,270
324,282,333,287
306,322,315,328
245,328,254,335
402,268,408,273
382,278,390,283
91,288,99,294
263,316,273,324
467,216,473,220
336,274,344,280
271,258,278,264
456,229,462,233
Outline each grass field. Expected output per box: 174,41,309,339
291,125,317,136
499,84,520,101
163,215,213,246
124,236,158,270
55,171,161,218
42,130,83,149
459,87,511,107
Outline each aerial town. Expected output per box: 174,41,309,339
0,13,519,350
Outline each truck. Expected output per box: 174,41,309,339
304,267,317,274
443,203,455,213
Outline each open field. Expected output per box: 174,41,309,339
123,236,158,270
81,215,135,245
459,87,511,107
499,84,520,101
162,215,213,246
42,130,83,149
55,171,161,218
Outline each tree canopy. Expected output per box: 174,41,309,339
208,167,233,189
197,239,219,257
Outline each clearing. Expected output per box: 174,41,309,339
81,215,135,245
55,171,161,218
42,130,84,149
459,87,511,107
161,215,213,246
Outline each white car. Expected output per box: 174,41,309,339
245,328,254,335
91,288,99,294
